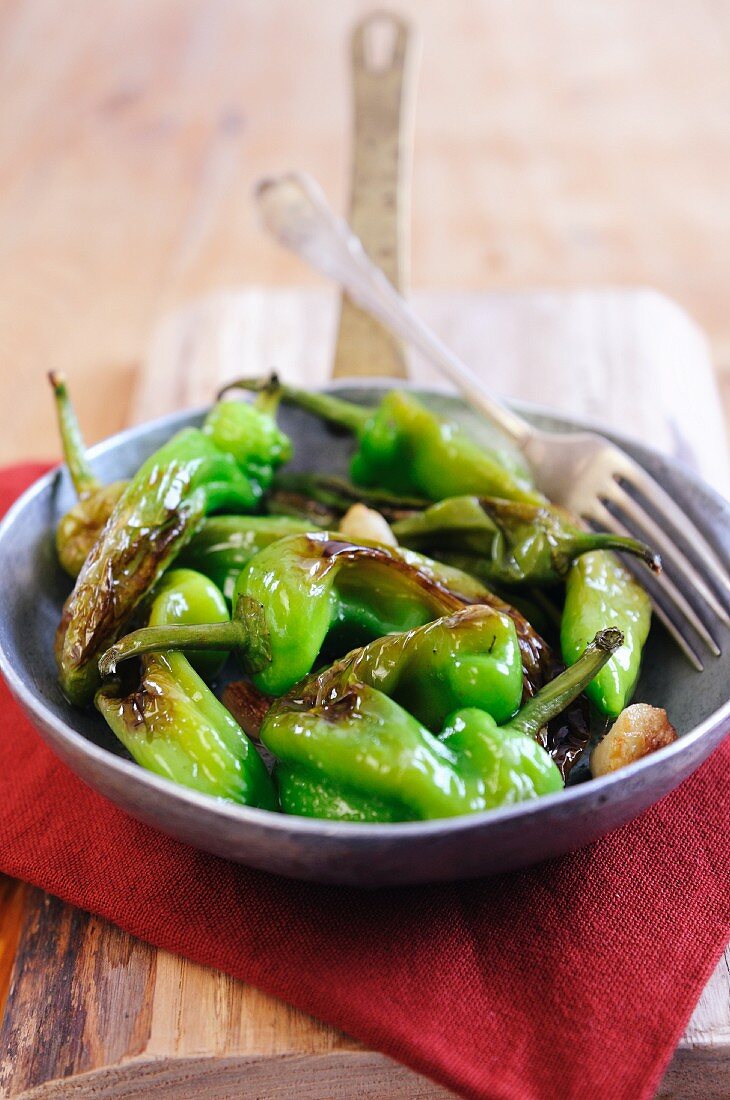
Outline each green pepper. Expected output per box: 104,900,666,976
227,377,540,504
178,515,315,601
49,372,128,577
96,568,276,808
264,623,622,822
99,533,552,703
100,533,592,775
98,533,483,697
56,394,292,706
147,568,229,678
391,496,659,586
561,552,652,717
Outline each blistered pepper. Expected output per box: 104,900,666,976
50,372,128,577
96,568,277,808
99,533,512,696
178,515,314,601
561,551,652,717
391,496,658,585
267,475,658,587
265,621,622,822
227,377,540,503
100,532,592,776
56,391,292,706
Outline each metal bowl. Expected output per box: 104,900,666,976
0,387,728,886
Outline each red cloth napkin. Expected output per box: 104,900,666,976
1,463,728,1100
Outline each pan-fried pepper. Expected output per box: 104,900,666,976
98,532,594,777
99,533,516,698
96,568,276,808
56,392,292,706
561,552,652,717
391,496,659,585
227,377,541,504
265,623,622,822
50,373,127,576
178,515,314,600
266,447,657,717
267,476,658,586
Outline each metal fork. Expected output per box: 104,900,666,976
255,171,730,669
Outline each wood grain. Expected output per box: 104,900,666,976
0,0,730,464
1,286,727,1098
0,1,729,1096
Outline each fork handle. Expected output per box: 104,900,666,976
332,12,413,380
256,172,533,447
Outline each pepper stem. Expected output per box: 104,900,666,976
570,532,661,573
252,373,285,418
220,375,371,435
98,596,271,678
48,371,99,498
509,628,624,738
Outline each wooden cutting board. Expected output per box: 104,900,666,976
0,286,728,1099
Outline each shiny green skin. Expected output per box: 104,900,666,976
179,515,314,601
267,690,561,822
102,534,555,707
275,765,408,822
561,552,651,717
393,495,656,587
148,568,229,678
203,400,292,496
95,570,277,809
238,532,498,697
323,606,523,730
265,621,622,823
56,401,291,707
350,390,542,504
263,608,562,822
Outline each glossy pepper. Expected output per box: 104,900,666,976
561,551,652,717
259,385,656,716
100,532,592,776
391,495,659,585
266,475,659,587
264,622,623,822
99,532,515,697
226,377,541,504
178,514,314,601
56,391,292,706
96,568,277,808
50,372,128,577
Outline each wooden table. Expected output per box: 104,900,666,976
0,0,729,465
1,3,729,1097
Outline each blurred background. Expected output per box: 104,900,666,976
1,0,728,462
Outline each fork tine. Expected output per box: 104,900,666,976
639,592,704,672
586,502,720,659
613,455,730,609
602,480,730,628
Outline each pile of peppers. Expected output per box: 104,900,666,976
50,372,661,823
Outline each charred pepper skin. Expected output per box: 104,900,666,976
98,533,533,702
264,625,622,822
561,552,652,717
95,569,277,809
56,398,292,707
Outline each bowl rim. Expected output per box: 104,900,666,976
0,386,728,841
